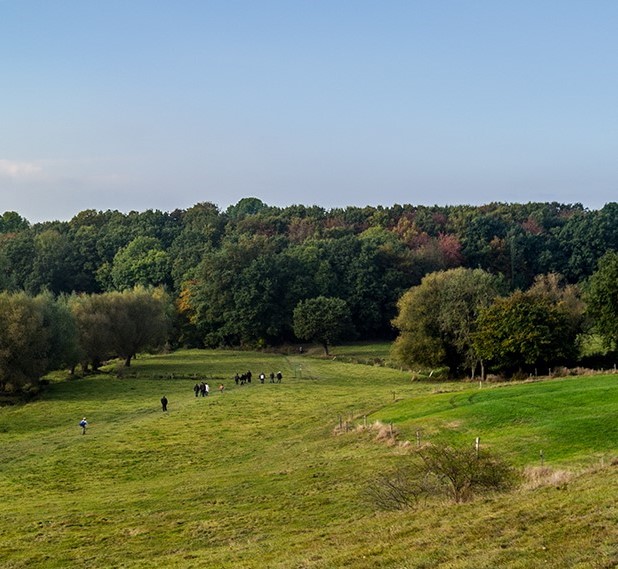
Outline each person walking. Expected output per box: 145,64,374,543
161,396,168,411
79,417,88,435
204,383,210,396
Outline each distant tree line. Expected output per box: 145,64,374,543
1,199,618,384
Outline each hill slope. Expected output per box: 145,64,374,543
0,349,616,568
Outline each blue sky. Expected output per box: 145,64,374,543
1,1,617,222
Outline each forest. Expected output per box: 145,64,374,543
1,198,618,389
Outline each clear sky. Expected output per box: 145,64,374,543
1,1,617,222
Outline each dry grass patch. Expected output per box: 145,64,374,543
522,466,574,490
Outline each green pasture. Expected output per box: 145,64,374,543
374,374,618,466
0,348,616,568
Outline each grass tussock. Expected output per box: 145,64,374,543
522,466,574,490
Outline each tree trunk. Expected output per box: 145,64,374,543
124,355,132,367
322,341,329,356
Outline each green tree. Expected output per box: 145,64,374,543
0,211,29,233
107,236,171,291
42,293,81,373
185,235,295,347
392,268,502,376
293,296,355,355
70,287,171,369
226,197,270,220
69,293,115,371
0,292,79,392
0,231,35,291
585,251,618,350
473,288,579,376
106,286,172,367
168,202,226,290
28,229,73,294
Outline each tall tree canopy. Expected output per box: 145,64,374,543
585,251,618,351
0,292,79,391
473,281,582,376
293,296,355,355
0,200,614,353
70,287,172,369
391,268,502,376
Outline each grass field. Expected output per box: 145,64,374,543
0,347,616,568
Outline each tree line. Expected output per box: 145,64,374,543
1,198,618,384
0,287,169,393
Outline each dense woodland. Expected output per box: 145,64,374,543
1,198,618,388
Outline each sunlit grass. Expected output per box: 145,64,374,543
0,347,616,568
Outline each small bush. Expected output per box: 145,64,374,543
368,442,520,509
365,464,438,510
417,442,520,503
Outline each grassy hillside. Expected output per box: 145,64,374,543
0,348,616,568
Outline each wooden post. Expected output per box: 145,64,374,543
416,429,421,447
389,422,393,437
339,415,343,430
475,437,480,459
363,415,367,428
540,450,544,466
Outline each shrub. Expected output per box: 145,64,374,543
417,442,520,503
365,464,438,510
368,442,520,509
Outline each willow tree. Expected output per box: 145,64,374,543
391,268,503,377
70,286,172,369
0,292,79,392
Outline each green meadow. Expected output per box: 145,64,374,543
1,348,616,568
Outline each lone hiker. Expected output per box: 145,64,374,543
79,417,88,435
161,395,168,411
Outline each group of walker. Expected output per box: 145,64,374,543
80,370,283,434
193,381,210,397
234,370,282,384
